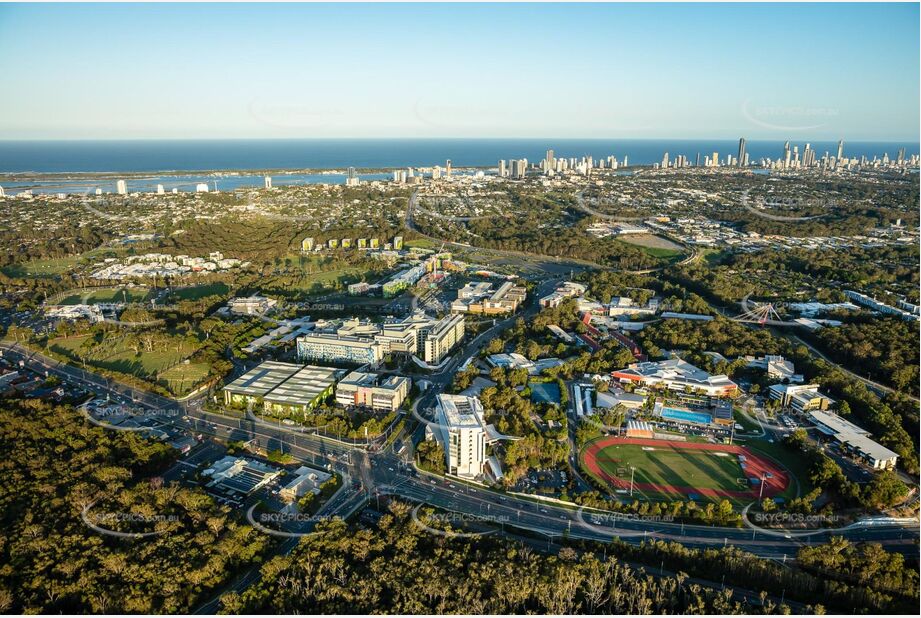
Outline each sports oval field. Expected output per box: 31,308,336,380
581,436,790,502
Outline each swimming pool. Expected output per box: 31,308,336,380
660,407,712,425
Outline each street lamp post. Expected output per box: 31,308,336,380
629,466,636,496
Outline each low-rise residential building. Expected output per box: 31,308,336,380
335,370,410,412
382,265,425,297
279,465,333,502
845,290,920,321
768,383,834,413
228,294,277,316
204,456,281,495
746,355,804,383
611,359,737,397
452,280,527,315
606,296,659,317
808,410,898,470
539,281,586,308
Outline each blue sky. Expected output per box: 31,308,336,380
0,2,918,140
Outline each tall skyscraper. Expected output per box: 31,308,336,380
264,176,272,189
711,152,719,167
696,152,701,167
545,149,555,171
445,159,452,178
661,152,669,168
345,167,360,187
0,185,4,198
498,160,506,177
836,140,844,162
737,138,746,167
116,179,127,195
156,184,165,195
803,143,814,167
783,141,791,169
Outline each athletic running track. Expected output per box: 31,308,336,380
582,436,790,499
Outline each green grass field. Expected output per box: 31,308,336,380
403,238,439,250
56,287,153,305
159,362,211,393
48,334,207,396
2,256,81,278
585,442,752,503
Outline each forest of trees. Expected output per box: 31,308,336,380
0,398,270,613
228,501,790,614
417,192,666,271
808,317,920,395
227,500,918,615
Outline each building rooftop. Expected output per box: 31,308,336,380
808,410,898,463
437,393,486,429
338,370,408,391
619,358,735,389
262,365,343,407
223,361,302,398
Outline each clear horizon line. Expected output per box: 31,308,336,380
1,136,918,143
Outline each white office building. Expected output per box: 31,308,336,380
435,394,489,478
421,313,465,365
335,370,410,412
296,332,385,365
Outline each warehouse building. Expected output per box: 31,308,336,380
279,465,333,502
223,361,343,414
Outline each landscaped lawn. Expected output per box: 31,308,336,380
47,333,208,396
159,362,211,394
2,256,80,278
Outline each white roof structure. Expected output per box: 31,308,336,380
263,365,343,408
437,393,486,430
808,410,898,466
223,361,301,399
613,358,736,395
486,353,534,370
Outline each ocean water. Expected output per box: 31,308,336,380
1,138,917,175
